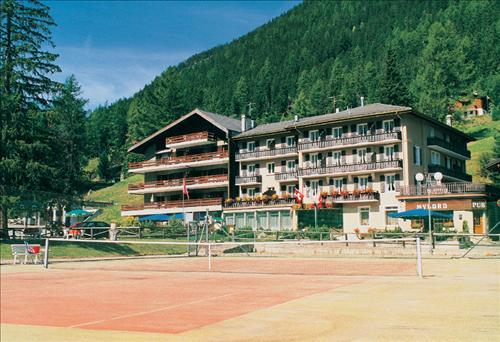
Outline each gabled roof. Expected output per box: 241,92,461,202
234,119,297,139
128,108,241,153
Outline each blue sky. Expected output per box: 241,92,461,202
47,1,300,109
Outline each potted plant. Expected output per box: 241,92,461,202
271,193,279,201
225,198,234,205
353,189,361,196
236,196,241,202
325,201,333,208
320,191,329,198
262,194,270,203
283,192,291,200
340,189,348,197
254,195,262,203
331,189,339,197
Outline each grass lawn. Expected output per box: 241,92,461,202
85,174,143,224
0,239,185,261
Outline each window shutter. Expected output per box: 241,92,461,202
303,130,308,137
379,146,384,153
295,159,299,164
327,151,333,157
354,177,359,183
281,185,286,191
281,160,286,166
326,128,332,135
394,117,401,127
367,147,371,153
255,163,260,168
380,175,385,181
319,180,323,186
305,154,310,161
329,178,334,185
280,137,285,144
255,140,259,147
376,121,382,129
341,150,346,156
368,175,373,182
242,165,247,170
352,149,357,155
413,146,416,161
306,181,311,187
342,126,348,133
351,125,356,132
395,174,401,180
242,188,247,194
343,177,348,184
394,145,399,152
318,153,323,159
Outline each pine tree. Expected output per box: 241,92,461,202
379,45,411,106
0,0,61,230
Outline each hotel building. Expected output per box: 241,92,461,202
122,104,498,233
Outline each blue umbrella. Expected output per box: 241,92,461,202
66,209,92,217
388,209,453,219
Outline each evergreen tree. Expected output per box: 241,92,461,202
379,45,411,106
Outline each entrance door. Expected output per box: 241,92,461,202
473,212,484,234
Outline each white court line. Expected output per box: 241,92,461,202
68,292,237,328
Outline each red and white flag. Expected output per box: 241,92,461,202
317,192,323,208
294,188,304,204
183,178,189,199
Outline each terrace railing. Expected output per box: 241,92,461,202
275,170,298,181
128,174,228,191
121,197,223,211
165,131,215,146
428,164,472,182
128,150,228,170
236,146,297,161
299,130,401,151
427,137,471,158
235,171,262,185
299,159,402,177
397,182,487,196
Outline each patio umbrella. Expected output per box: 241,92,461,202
66,209,92,217
388,209,453,220
138,214,171,222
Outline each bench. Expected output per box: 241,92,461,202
11,244,41,265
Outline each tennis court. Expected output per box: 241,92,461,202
2,239,499,341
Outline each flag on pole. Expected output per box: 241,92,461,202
183,178,189,199
294,188,304,204
317,192,323,209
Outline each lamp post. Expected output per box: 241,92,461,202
415,172,443,250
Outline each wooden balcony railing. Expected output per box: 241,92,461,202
427,137,470,158
428,164,472,182
121,197,222,211
236,146,297,161
166,131,215,145
299,130,401,151
397,182,486,196
128,174,228,191
298,159,402,177
128,150,228,170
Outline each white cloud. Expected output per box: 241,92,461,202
53,46,194,109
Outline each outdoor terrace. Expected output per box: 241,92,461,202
275,170,298,181
299,130,401,152
235,171,262,185
128,174,228,194
427,136,471,159
428,164,472,182
397,182,489,197
165,131,216,148
128,150,229,173
121,197,222,212
236,146,297,161
299,159,403,178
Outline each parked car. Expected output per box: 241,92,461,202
71,221,110,239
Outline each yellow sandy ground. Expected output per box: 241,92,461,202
1,258,499,341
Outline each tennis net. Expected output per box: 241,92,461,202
42,237,423,277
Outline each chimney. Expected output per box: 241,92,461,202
241,114,253,132
360,96,364,107
294,114,299,122
335,108,340,113
445,114,453,126
251,119,255,129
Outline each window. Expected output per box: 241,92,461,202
333,178,343,190
280,211,292,230
286,136,296,147
248,188,256,197
257,212,267,229
286,160,296,171
357,148,367,163
359,207,370,226
384,145,395,161
445,157,451,169
248,164,256,175
310,153,320,167
332,151,342,165
311,180,320,197
235,213,245,229
431,151,440,165
429,127,435,138
247,141,255,152
385,174,396,192
286,184,296,195
413,145,421,165
269,212,279,230
357,123,368,136
266,139,275,149
383,120,395,132
246,213,256,230
225,213,235,226
309,130,319,142
332,127,342,139
359,176,369,190
267,162,275,174
385,206,398,226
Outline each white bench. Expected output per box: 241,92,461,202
11,244,41,265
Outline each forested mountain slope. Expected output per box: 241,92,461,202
86,0,499,176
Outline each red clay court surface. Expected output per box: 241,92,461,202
1,257,414,334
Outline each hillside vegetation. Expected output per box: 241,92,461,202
85,0,500,179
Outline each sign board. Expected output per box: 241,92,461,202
406,199,487,211
471,201,486,209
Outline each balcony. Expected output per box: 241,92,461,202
427,137,471,159
299,159,402,178
224,195,296,209
397,182,487,197
121,197,222,212
128,150,229,173
428,164,472,182
236,146,297,161
299,130,401,152
235,171,262,185
128,174,228,194
165,131,216,149
275,170,298,182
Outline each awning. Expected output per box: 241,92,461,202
66,209,92,217
388,209,453,220
138,213,184,222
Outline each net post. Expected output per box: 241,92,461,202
208,243,212,271
43,238,49,269
416,237,423,278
